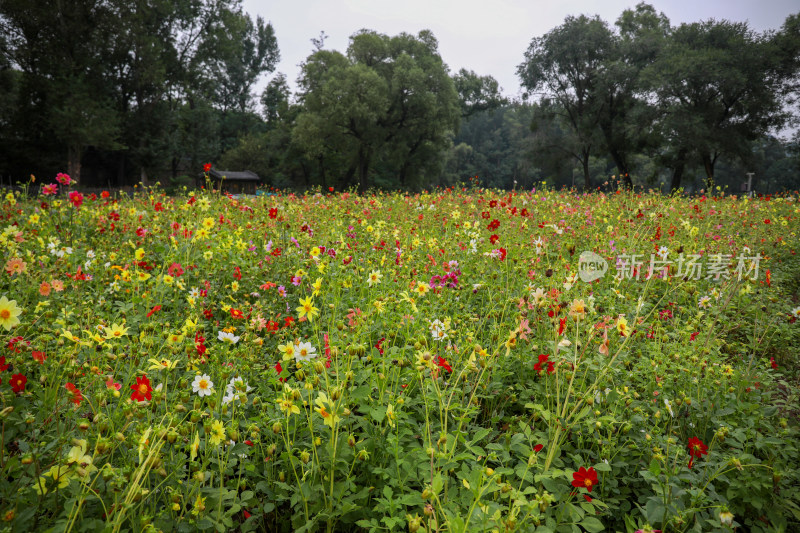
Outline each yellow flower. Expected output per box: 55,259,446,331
311,277,323,297
314,392,341,428
0,295,22,330
135,248,145,260
230,281,239,292
148,358,178,371
415,282,429,297
137,271,151,282
189,432,200,461
296,296,319,322
278,341,296,361
163,274,174,285
191,495,206,516
568,299,587,321
386,404,396,428
202,217,215,229
616,315,629,337
208,419,225,447
277,393,300,415
103,323,129,340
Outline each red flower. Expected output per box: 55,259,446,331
533,444,544,453
534,354,555,375
65,382,82,405
690,332,699,341
203,309,214,319
284,316,295,327
489,234,499,244
203,163,212,172
10,373,27,393
195,332,207,356
435,356,452,373
374,337,385,355
687,437,708,468
233,266,242,280
269,208,278,219
487,219,500,231
481,211,490,219
766,269,771,287
770,357,778,370
101,190,110,199
131,375,153,402
572,466,598,492
147,305,162,318
167,262,184,277
68,191,84,208
32,351,46,364
275,362,286,382
0,356,8,372
497,247,507,261
230,308,244,319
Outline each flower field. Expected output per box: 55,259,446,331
0,178,799,533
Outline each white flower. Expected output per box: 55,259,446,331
86,250,96,259
657,246,668,260
192,374,214,397
698,295,711,309
294,341,317,362
222,376,253,405
218,331,240,344
367,270,382,287
430,319,448,341
188,287,200,299
792,306,800,318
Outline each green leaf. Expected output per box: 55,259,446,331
580,516,605,532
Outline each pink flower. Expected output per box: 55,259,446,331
42,183,58,195
55,173,72,185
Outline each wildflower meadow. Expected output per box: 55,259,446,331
0,176,799,533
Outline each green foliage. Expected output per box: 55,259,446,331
293,30,460,191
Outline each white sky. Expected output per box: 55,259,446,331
242,0,798,100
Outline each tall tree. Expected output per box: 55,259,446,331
645,19,792,191
517,15,614,189
453,68,507,118
294,30,460,191
594,2,670,189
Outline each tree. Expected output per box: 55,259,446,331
261,73,291,126
198,8,279,113
645,19,793,191
517,15,614,189
453,68,507,118
294,30,460,191
594,3,670,189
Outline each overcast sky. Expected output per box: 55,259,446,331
241,0,798,100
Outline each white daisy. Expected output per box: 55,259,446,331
430,319,448,341
192,374,214,397
294,341,317,362
218,331,240,344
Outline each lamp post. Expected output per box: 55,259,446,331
746,172,755,198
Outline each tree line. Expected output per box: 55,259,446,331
1,2,798,193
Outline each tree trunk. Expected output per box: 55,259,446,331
609,149,632,190
67,145,83,184
670,148,687,194
358,147,371,193
701,153,715,191
582,154,590,190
